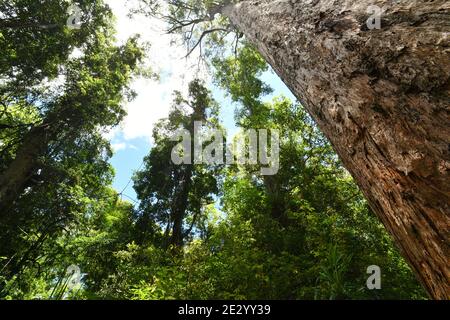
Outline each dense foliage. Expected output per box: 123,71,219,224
0,1,426,300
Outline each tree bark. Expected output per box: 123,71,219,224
223,0,449,299
0,106,81,222
0,125,50,221
169,166,193,248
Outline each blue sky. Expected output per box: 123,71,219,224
106,1,296,204
109,71,295,204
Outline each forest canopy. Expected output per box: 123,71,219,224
1,0,442,300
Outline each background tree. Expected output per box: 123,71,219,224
133,79,222,249
0,0,144,297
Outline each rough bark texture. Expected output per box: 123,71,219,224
224,0,449,299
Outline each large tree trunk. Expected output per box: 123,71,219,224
223,0,449,299
0,106,81,222
0,125,50,221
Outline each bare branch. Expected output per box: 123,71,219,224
184,28,229,58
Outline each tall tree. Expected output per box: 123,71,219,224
133,79,222,248
0,0,144,222
0,0,144,294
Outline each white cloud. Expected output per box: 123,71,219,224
111,142,127,152
106,0,208,143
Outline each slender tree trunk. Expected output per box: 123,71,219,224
169,165,193,248
223,0,449,299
